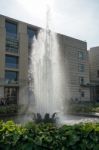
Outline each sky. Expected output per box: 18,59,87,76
0,0,99,49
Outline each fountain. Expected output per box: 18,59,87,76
27,8,70,123
11,7,99,124
12,6,98,125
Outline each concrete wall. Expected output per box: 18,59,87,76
0,15,5,97
18,22,28,105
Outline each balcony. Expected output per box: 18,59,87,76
0,79,18,86
80,82,84,86
5,79,18,85
80,82,90,87
0,78,28,87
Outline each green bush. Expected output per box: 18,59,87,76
68,102,99,113
0,104,18,114
0,120,99,149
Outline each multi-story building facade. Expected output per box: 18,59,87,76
58,34,90,102
89,47,99,101
0,14,90,108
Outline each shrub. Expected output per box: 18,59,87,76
0,121,99,149
0,104,18,115
68,102,99,113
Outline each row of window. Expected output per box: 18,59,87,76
78,51,86,73
79,64,84,72
6,21,86,60
5,21,37,39
5,21,85,83
5,21,36,86
4,70,85,86
5,56,85,71
3,75,85,103
5,55,18,84
4,21,87,103
5,21,37,54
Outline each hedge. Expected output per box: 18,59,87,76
0,104,18,114
0,120,99,150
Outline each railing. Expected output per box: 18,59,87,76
80,82,84,86
0,97,17,105
0,78,28,86
80,83,90,87
5,80,18,84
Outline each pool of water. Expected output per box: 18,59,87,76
60,115,99,125
0,114,99,124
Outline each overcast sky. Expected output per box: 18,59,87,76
0,0,99,49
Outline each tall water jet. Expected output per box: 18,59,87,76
28,8,70,121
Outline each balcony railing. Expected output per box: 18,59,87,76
5,80,18,85
0,78,28,86
80,82,84,86
80,82,90,87
0,97,17,105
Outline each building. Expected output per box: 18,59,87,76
58,34,90,102
0,14,90,108
89,47,99,102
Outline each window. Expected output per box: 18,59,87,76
6,38,19,53
27,27,37,50
5,55,18,68
79,77,84,85
97,70,99,77
81,91,85,97
5,71,18,84
79,64,85,72
78,51,85,60
5,21,18,53
4,87,18,104
5,21,17,37
27,27,37,39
